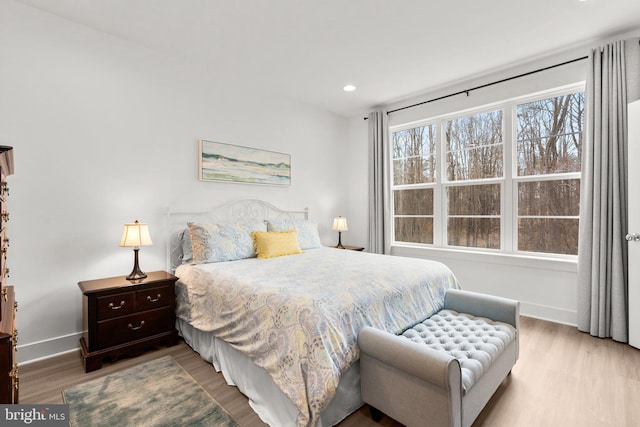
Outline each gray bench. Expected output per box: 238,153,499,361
358,289,519,427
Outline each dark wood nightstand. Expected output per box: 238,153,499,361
331,245,365,251
78,270,179,372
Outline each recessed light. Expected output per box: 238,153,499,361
343,84,356,92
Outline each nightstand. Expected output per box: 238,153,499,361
78,270,179,372
331,245,365,251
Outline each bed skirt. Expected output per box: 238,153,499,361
176,318,363,427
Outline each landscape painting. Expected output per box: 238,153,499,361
199,140,291,186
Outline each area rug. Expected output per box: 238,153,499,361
62,355,240,427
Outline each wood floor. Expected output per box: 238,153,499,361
19,317,640,427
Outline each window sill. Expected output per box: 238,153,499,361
390,243,578,273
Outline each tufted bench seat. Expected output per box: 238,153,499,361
402,309,517,394
359,289,519,427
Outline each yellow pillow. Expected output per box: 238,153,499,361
252,230,304,259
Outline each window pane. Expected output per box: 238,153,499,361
392,125,436,184
517,134,581,175
447,145,503,180
447,218,500,249
518,180,580,216
393,156,437,185
445,110,503,181
393,157,425,185
448,184,500,216
518,218,578,255
448,184,500,249
517,93,584,176
395,217,433,244
394,189,433,215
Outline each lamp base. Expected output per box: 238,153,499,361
126,248,147,281
126,270,147,281
336,232,345,249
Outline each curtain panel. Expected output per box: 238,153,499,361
367,111,390,254
577,40,632,342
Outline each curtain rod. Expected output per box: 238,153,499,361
363,55,588,120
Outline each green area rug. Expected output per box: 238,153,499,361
62,355,240,427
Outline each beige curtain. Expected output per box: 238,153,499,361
577,39,640,341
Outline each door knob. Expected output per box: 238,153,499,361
626,233,640,242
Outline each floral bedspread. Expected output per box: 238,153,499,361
175,247,460,427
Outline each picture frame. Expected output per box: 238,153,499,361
198,140,291,186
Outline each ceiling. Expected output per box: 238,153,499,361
14,0,640,117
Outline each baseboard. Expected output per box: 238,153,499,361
18,332,82,365
520,301,577,326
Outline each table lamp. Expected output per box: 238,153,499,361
119,220,153,280
332,216,348,249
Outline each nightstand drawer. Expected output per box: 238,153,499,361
136,285,170,312
96,292,135,320
96,307,173,350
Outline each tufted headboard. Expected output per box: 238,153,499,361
166,199,308,273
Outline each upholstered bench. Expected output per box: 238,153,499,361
358,289,519,427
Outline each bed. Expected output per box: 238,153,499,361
167,199,460,427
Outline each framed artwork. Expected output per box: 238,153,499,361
199,140,291,186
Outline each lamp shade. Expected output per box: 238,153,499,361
119,220,153,248
332,216,349,232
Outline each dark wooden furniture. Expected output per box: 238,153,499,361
0,146,14,323
331,245,365,251
79,270,179,372
0,146,17,404
0,287,17,403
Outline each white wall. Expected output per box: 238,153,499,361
0,1,350,363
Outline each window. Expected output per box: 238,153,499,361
445,110,503,249
515,92,584,255
392,125,436,244
390,86,584,257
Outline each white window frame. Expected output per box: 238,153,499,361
389,83,585,261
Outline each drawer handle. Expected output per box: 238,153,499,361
109,301,126,310
147,294,162,303
128,321,145,331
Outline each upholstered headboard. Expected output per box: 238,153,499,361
166,199,308,273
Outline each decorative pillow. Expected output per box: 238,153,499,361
252,230,304,259
266,219,322,249
187,221,267,264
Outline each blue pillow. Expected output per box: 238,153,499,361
187,221,267,264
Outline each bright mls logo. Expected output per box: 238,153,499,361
0,405,69,426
